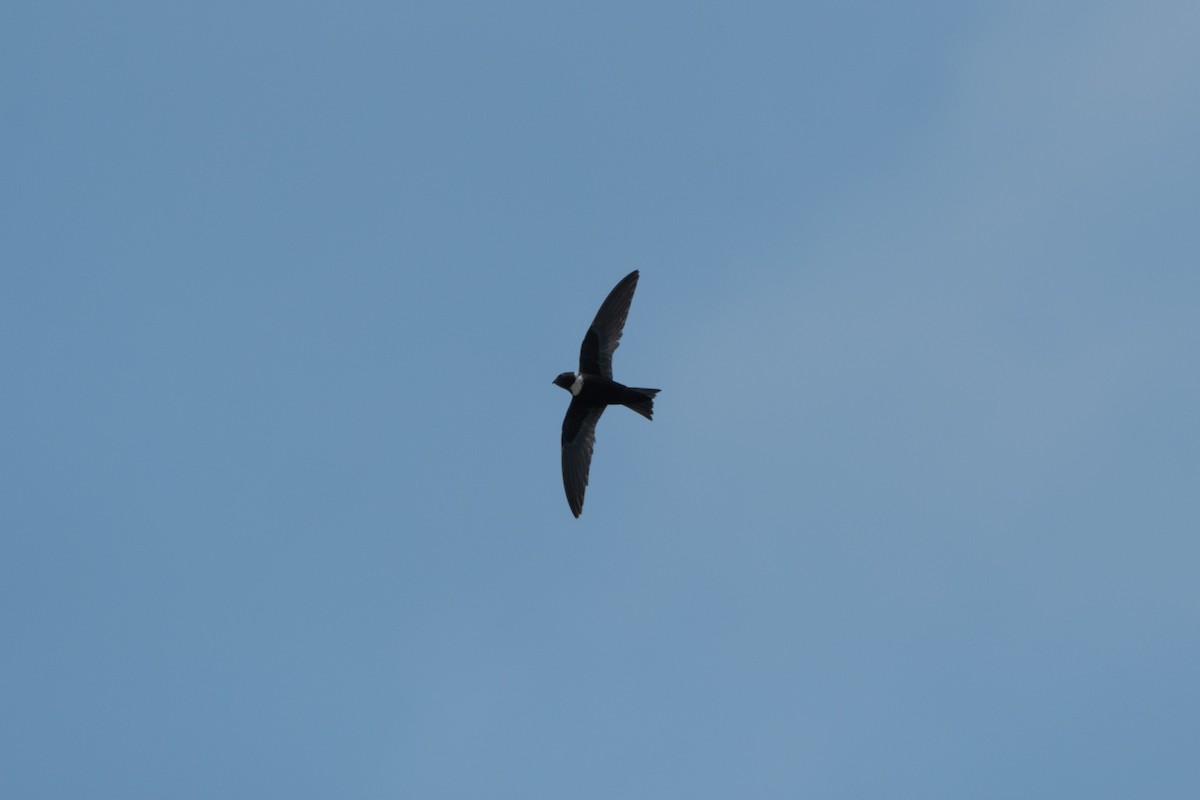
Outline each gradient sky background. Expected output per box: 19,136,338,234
4,2,1199,797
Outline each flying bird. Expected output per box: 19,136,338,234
553,270,660,518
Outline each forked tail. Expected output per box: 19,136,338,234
623,387,660,420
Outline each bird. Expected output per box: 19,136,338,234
553,270,660,518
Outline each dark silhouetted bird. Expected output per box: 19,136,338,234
553,270,660,518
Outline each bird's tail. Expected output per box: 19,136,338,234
623,388,660,421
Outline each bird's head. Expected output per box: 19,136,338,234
553,372,578,393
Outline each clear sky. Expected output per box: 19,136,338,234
4,2,1199,797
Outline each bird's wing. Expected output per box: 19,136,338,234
561,399,606,518
579,270,639,379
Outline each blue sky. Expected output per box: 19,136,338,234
4,1,1199,797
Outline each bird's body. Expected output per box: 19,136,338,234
553,372,654,414
553,270,659,518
